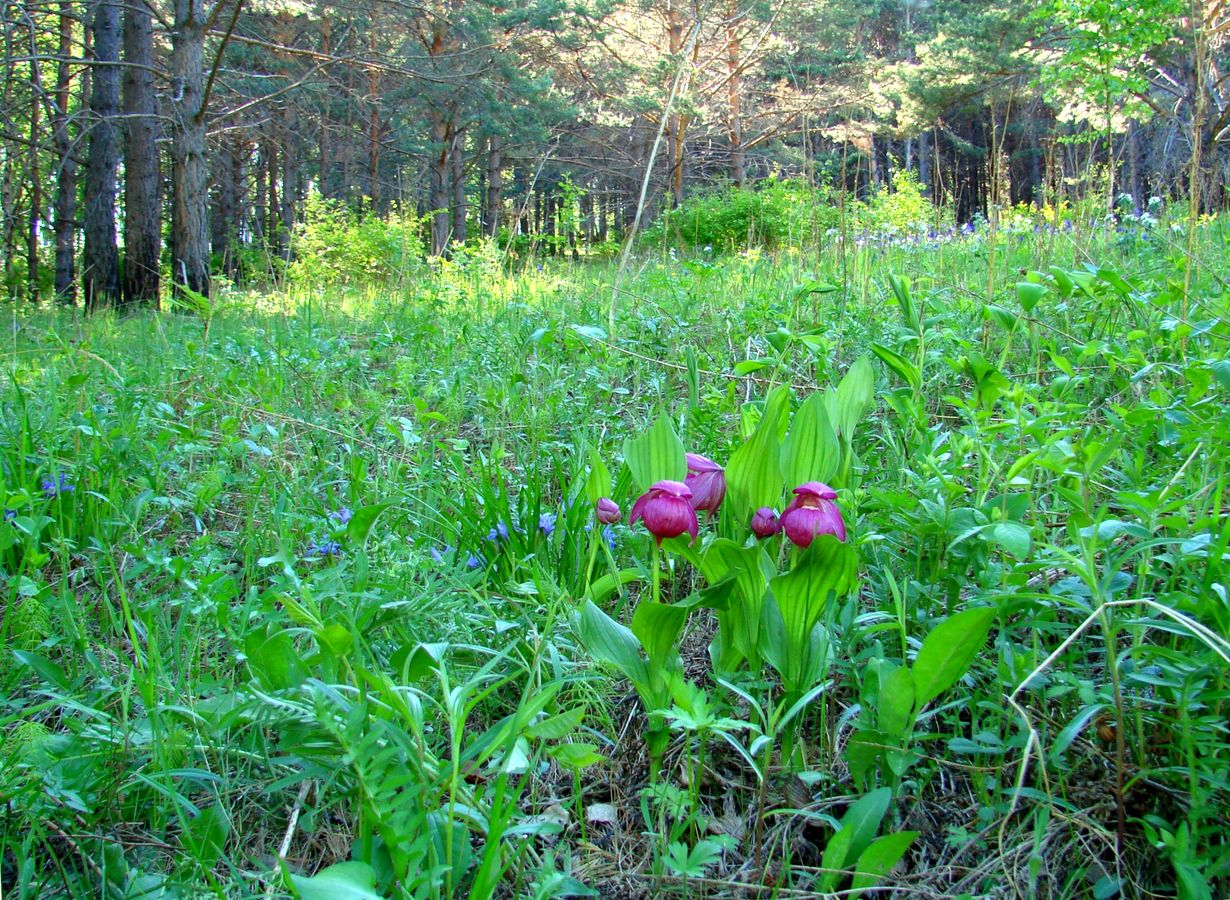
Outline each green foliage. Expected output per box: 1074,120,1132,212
289,192,425,286
2,214,1228,897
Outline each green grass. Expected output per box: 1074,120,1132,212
2,214,1228,898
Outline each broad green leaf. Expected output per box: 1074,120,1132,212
878,664,915,737
871,343,921,393
782,392,839,486
982,522,1032,558
290,862,385,900
389,641,448,681
832,356,875,440
1016,281,1047,312
851,831,917,893
527,707,586,741
726,386,789,518
700,540,772,668
11,651,71,692
181,804,230,870
1048,266,1074,298
631,601,688,673
574,601,648,684
586,568,643,606
911,607,996,708
983,304,1019,333
347,501,394,546
317,622,354,657
734,359,771,375
584,448,612,504
844,729,886,791
887,274,918,331
549,742,605,769
819,823,854,891
244,630,307,691
767,537,857,691
839,787,892,863
622,413,686,491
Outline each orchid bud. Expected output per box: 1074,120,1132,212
684,453,726,515
595,497,621,524
629,480,699,544
750,507,780,539
779,482,847,548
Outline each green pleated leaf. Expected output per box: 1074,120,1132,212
574,600,648,685
782,392,840,486
766,537,857,690
623,413,686,491
726,386,789,518
631,600,689,672
832,356,875,441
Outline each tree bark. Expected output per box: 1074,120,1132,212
429,113,452,254
170,0,210,298
212,139,236,272
52,1,78,303
83,0,122,311
123,0,161,307
485,134,502,237
451,130,467,244
27,55,42,302
726,0,745,187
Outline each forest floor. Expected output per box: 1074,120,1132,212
2,218,1228,898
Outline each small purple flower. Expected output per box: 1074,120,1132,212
329,507,353,526
684,453,726,516
430,545,454,564
779,482,847,548
629,480,699,545
750,507,780,539
487,521,510,542
306,539,343,560
595,497,620,525
538,512,557,537
3,509,16,523
602,525,616,551
466,553,484,570
41,474,74,500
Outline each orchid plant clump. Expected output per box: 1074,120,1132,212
574,359,877,777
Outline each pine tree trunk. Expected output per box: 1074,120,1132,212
451,131,467,244
429,113,452,255
83,0,122,311
52,1,78,303
485,135,502,237
281,106,299,259
27,75,41,301
122,0,161,307
170,0,210,298
213,140,235,271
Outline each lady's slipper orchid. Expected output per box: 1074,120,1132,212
595,497,621,524
780,482,846,547
750,507,780,538
684,453,726,515
629,480,699,544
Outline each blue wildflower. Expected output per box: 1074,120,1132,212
41,474,74,499
487,521,510,542
603,525,616,551
305,540,343,560
3,509,15,523
538,512,557,537
466,553,484,570
329,507,353,526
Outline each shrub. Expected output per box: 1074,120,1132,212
289,193,425,286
